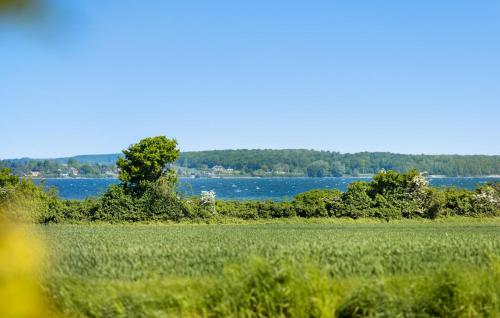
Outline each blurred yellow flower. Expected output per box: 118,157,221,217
0,223,52,318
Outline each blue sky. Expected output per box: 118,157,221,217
1,1,499,158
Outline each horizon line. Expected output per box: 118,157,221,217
2,148,500,161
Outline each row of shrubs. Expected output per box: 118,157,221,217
1,167,499,223
216,172,499,220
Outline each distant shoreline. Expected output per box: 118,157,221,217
30,175,500,180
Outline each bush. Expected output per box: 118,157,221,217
0,167,19,188
371,207,401,220
267,201,295,218
293,189,342,217
427,187,474,218
60,199,99,222
136,182,188,221
0,174,64,223
341,182,373,218
425,188,447,219
214,201,254,219
184,197,213,219
94,185,139,221
472,185,500,216
94,181,189,222
369,170,429,218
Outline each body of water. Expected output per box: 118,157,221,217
34,177,500,200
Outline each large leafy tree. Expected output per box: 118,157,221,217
117,136,180,193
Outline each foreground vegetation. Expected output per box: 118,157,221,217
38,221,500,317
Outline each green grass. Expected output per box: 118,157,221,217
35,219,500,317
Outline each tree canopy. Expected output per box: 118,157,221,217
117,136,179,192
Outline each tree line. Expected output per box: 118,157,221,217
2,149,499,178
179,149,500,177
0,158,117,178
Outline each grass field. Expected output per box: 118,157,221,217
36,219,500,317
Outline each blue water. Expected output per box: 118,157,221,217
34,177,500,200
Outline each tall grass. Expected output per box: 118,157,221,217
36,221,500,317
46,256,500,317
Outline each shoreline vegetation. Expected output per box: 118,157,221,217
1,167,499,224
24,174,500,179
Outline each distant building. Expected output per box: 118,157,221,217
212,165,225,173
211,165,236,174
30,171,41,177
70,167,79,176
105,171,118,177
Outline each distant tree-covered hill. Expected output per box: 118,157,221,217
51,154,122,165
177,150,500,177
1,150,499,177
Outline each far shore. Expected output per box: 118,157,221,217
29,175,500,180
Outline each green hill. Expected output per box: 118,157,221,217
2,149,498,177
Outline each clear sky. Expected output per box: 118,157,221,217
1,0,499,158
